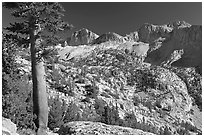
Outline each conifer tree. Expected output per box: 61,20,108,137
3,2,73,134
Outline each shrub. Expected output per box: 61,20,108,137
102,104,120,125
176,127,189,135
132,95,141,106
48,97,87,130
2,73,34,129
48,96,67,130
163,126,172,135
124,112,138,128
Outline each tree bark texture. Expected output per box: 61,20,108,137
30,26,48,135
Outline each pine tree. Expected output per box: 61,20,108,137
3,2,73,134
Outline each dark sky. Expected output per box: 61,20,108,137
2,2,202,36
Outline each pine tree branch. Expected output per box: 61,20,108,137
2,2,20,9
4,34,30,48
4,22,29,35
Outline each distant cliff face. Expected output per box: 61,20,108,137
137,21,192,43
69,28,99,46
137,23,173,43
144,24,202,70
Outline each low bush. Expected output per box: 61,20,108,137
2,73,34,130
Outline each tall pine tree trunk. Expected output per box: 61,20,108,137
30,26,48,135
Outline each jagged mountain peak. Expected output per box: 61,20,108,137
137,23,172,43
69,28,99,46
92,32,125,44
167,20,191,28
75,28,97,34
124,31,139,42
139,22,173,32
141,20,191,29
72,28,96,35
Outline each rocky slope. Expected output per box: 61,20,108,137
57,41,149,63
46,45,201,135
48,21,201,134
3,20,202,135
58,121,154,135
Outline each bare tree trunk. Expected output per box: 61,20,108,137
30,26,48,135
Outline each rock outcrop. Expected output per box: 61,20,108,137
167,20,191,28
69,28,99,46
58,121,154,135
124,31,139,42
2,117,18,135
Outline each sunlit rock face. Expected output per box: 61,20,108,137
69,28,99,46
2,117,18,135
166,20,192,28
124,31,139,42
58,121,154,135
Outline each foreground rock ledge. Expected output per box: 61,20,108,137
58,121,154,135
2,117,18,135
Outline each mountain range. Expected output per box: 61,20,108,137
64,20,202,72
